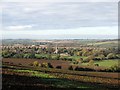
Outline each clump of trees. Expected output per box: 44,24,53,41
107,53,116,59
41,62,53,68
106,64,120,72
88,60,94,66
74,66,94,71
31,61,53,68
33,61,39,66
83,55,94,63
2,45,119,62
56,66,62,69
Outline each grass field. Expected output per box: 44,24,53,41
82,59,119,68
3,67,119,89
61,55,86,60
2,68,96,89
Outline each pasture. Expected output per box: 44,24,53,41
82,59,119,68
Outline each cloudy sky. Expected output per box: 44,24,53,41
1,0,118,39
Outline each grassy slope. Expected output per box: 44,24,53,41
82,59,119,68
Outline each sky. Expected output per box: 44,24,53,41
1,0,118,39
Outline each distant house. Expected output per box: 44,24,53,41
60,53,69,56
14,44,23,47
39,45,47,48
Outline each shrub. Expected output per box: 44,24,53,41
18,63,22,66
88,60,94,66
83,57,90,63
68,66,73,70
56,66,62,69
74,66,79,71
108,64,120,72
94,64,99,66
83,55,94,63
72,61,79,64
47,54,52,60
107,53,116,59
33,61,39,67
35,54,42,59
48,63,53,68
74,66,94,71
13,54,24,58
93,57,101,61
41,62,48,68
41,62,53,68
116,54,120,59
99,54,105,60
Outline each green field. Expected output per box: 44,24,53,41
7,69,93,88
82,59,119,68
61,55,85,60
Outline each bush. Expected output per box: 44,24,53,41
88,60,94,66
48,63,53,68
93,57,101,61
35,54,42,59
33,61,39,67
74,66,94,71
18,63,22,66
68,66,73,70
41,62,53,68
83,57,90,63
83,55,94,63
108,64,120,72
56,66,62,69
13,54,24,58
74,66,79,71
116,54,120,59
72,61,79,64
107,53,116,59
94,64,99,66
41,62,48,68
24,53,35,59
47,54,52,60
99,54,105,60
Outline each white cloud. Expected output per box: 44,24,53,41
2,26,118,39
2,1,118,38
1,0,119,2
6,25,33,30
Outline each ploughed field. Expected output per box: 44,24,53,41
3,58,71,69
2,58,112,71
2,58,120,89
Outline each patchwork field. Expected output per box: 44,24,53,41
2,58,120,89
2,64,119,90
1,39,119,89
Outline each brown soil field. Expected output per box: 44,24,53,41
2,58,107,71
2,58,120,90
2,58,71,69
2,58,120,79
2,68,119,90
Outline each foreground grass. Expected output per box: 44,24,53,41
3,65,119,89
13,69,56,78
12,69,90,88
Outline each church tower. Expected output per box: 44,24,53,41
54,44,58,54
